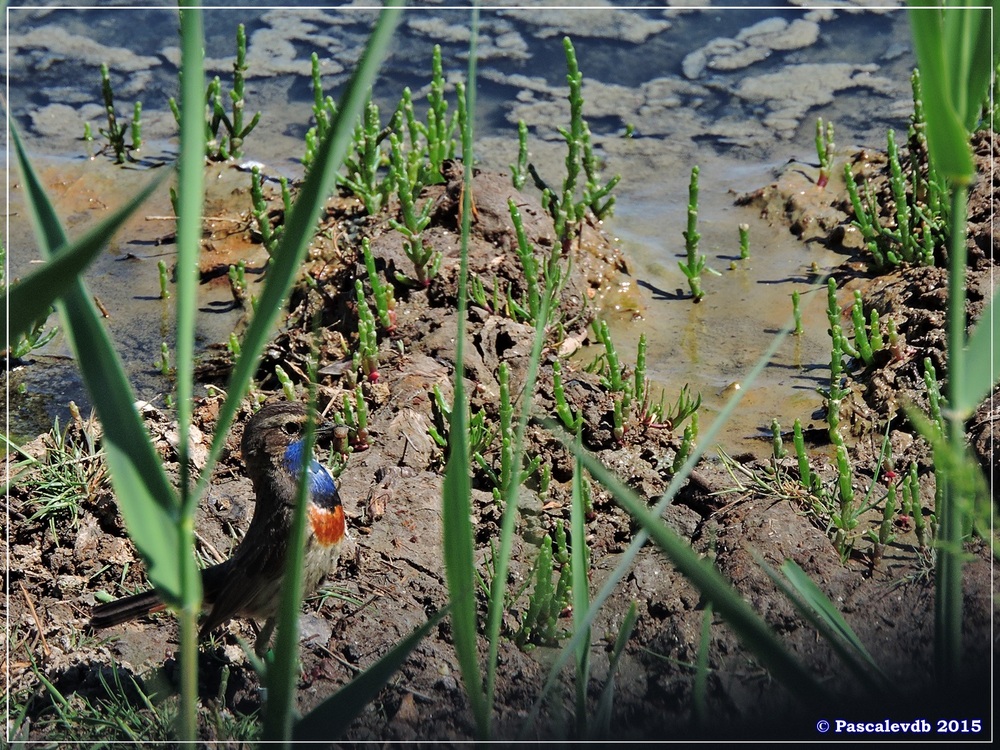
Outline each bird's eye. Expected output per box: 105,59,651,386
283,420,299,435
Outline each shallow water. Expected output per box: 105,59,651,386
5,3,915,450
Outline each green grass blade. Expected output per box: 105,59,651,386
174,0,207,511
293,608,448,741
563,432,826,704
442,384,486,731
192,1,402,502
957,294,998,415
10,125,182,602
759,557,889,692
967,12,998,123
1,170,167,348
570,441,590,736
173,6,208,739
942,1,975,121
442,3,490,737
484,298,550,719
908,3,976,182
594,600,637,737
940,2,995,127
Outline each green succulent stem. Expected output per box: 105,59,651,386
679,166,706,302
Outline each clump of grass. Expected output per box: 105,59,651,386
7,410,109,545
585,324,700,442
780,282,934,563
23,656,182,744
762,417,894,563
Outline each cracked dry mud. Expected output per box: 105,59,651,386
5,137,995,741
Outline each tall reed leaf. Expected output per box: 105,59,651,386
173,5,209,737
907,0,998,685
759,557,890,693
908,2,994,182
174,0,207,510
262,388,318,742
441,2,490,738
957,296,999,414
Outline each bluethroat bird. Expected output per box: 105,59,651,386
89,402,346,648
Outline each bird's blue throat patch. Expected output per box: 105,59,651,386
283,439,341,510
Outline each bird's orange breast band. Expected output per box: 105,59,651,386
309,504,345,546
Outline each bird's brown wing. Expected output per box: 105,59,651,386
198,506,291,637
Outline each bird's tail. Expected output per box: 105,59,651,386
89,590,166,629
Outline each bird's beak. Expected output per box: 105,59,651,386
314,420,340,443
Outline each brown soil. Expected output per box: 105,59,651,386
5,136,996,741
